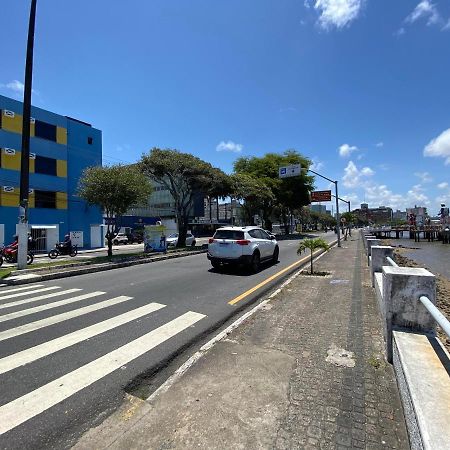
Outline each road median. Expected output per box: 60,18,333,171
0,248,208,285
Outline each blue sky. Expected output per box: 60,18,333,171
1,0,449,214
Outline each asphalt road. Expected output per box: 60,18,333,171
0,232,336,449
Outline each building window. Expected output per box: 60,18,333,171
35,155,57,176
35,190,56,209
35,120,57,142
87,137,93,145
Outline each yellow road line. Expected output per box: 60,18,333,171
228,248,324,306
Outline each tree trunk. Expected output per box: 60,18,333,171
177,214,189,248
216,197,219,222
209,197,212,222
310,249,313,274
107,238,113,258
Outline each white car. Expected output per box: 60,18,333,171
112,233,129,245
207,226,279,272
166,232,196,247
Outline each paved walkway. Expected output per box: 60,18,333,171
75,236,409,449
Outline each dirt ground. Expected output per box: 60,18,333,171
393,248,450,352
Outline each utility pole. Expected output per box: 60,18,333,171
18,0,37,269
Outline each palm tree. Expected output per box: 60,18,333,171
297,238,330,274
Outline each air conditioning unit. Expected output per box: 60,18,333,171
30,153,36,159
4,148,16,155
3,186,15,193
4,110,15,118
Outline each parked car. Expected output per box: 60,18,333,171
166,232,196,247
112,233,129,245
127,230,144,244
207,226,279,272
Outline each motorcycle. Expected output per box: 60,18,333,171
48,243,78,259
0,246,34,266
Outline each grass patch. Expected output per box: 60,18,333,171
368,355,383,370
0,268,14,279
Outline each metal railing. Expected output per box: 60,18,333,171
386,256,398,267
419,296,450,340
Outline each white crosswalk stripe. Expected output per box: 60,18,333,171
0,291,103,324
0,284,207,440
0,286,60,301
0,302,166,375
0,288,81,310
0,295,130,342
0,284,45,295
0,311,205,436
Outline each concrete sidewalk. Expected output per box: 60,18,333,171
75,236,409,449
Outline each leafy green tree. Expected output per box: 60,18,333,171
205,168,233,222
78,165,152,257
139,148,217,247
230,173,275,225
297,237,330,274
340,212,356,224
234,150,314,232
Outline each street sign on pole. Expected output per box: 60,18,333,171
279,164,301,178
311,190,332,202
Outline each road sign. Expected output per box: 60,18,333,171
279,164,301,178
311,190,332,202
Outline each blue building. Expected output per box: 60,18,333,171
0,94,103,250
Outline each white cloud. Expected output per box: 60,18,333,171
216,140,243,153
438,182,449,189
0,80,25,94
443,19,450,30
405,1,440,26
423,128,450,165
375,142,384,147
339,143,359,157
279,106,297,113
310,158,324,171
306,0,364,30
342,161,374,188
414,171,433,183
395,27,406,36
362,183,429,210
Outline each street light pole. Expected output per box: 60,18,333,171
17,0,37,269
307,168,341,248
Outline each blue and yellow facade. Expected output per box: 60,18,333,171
0,94,102,247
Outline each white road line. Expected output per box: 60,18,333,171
0,288,82,311
0,311,205,435
0,302,166,375
0,285,45,295
0,291,103,324
0,295,131,342
0,286,60,301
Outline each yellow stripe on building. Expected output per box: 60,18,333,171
56,192,68,209
56,126,67,145
57,159,67,177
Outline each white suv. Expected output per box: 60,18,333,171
207,226,279,272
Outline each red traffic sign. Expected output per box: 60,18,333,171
311,190,332,202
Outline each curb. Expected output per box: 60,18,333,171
1,250,208,286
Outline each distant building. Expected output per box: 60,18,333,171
406,206,428,226
392,210,407,221
354,205,393,224
310,204,327,214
